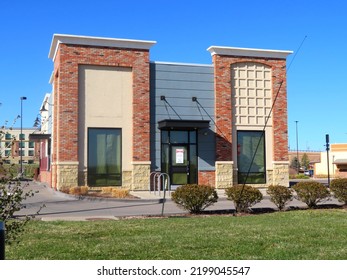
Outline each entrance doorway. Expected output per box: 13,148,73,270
161,130,197,185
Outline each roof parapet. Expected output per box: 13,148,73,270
49,34,157,60
207,46,293,59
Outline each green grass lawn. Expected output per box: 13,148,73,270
6,209,347,260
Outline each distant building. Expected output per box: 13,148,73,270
29,93,52,183
315,144,347,178
288,150,321,174
0,128,39,165
37,34,292,190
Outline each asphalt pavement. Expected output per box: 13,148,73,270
16,180,343,221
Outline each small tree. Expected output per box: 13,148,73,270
267,184,293,211
290,156,300,171
225,184,263,213
0,177,38,244
293,181,330,208
171,184,218,214
301,153,310,171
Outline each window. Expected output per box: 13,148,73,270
88,128,121,186
19,150,25,156
5,133,12,140
237,131,266,184
19,134,25,140
28,150,34,156
29,141,35,148
19,141,25,148
5,150,11,156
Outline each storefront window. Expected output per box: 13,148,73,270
237,131,266,184
88,128,122,186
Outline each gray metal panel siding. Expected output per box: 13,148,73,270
150,62,215,172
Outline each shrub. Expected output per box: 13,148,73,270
111,188,129,198
69,186,81,195
330,178,347,204
101,187,113,194
267,185,293,211
171,184,218,214
59,186,70,194
225,185,263,213
0,180,37,244
80,186,89,195
295,174,310,179
293,181,330,208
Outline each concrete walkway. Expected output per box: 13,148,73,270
16,180,344,221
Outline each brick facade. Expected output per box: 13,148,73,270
212,54,289,163
45,35,291,190
50,36,154,189
198,170,215,186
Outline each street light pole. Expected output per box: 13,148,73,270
20,96,27,178
326,134,330,188
295,120,299,174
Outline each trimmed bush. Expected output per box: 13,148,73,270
80,186,89,195
330,178,347,204
101,187,113,194
225,185,263,213
111,188,130,198
293,181,330,208
267,185,293,211
59,186,70,194
171,184,218,214
69,186,81,195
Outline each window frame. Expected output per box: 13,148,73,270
237,130,266,184
87,128,122,187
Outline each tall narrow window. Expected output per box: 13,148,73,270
237,131,266,184
88,128,121,186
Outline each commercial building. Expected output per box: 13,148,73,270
0,128,39,165
37,34,292,190
315,144,347,178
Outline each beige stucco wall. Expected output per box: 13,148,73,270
78,65,133,183
315,149,347,176
231,62,274,174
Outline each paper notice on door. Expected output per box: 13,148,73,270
176,148,184,164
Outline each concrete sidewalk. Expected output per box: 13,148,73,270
17,181,344,221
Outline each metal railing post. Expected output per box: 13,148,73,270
159,173,170,216
0,221,5,260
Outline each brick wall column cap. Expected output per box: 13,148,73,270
207,46,293,59
216,161,234,164
272,161,290,164
54,161,79,165
131,161,152,165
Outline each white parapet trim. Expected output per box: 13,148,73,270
207,46,293,59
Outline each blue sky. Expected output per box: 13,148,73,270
0,0,346,151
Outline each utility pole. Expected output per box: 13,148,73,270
295,121,299,174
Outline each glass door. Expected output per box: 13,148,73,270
171,145,189,185
161,130,197,185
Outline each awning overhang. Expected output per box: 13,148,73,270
333,159,347,165
29,133,51,141
158,119,210,130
